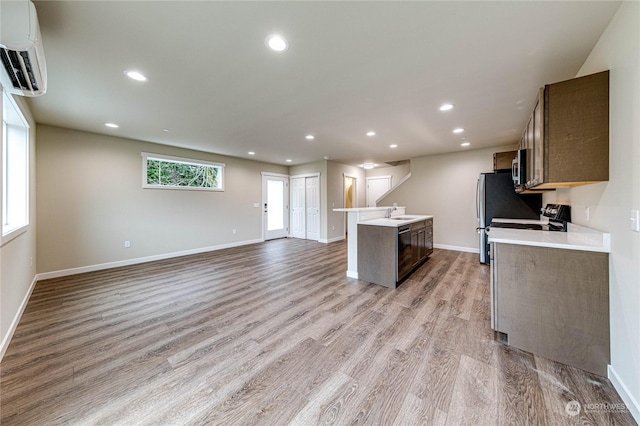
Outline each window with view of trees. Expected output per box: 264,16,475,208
142,153,224,191
2,90,30,243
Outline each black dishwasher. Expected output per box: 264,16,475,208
397,225,413,281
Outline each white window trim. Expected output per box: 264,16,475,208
141,152,225,192
1,91,30,247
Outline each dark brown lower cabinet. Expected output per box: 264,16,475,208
358,218,433,289
492,243,609,376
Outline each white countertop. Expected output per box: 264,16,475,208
492,217,547,225
358,214,433,228
333,207,403,212
488,222,611,253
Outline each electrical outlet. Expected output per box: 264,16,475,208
253,203,259,208
232,229,237,235
585,206,590,222
124,240,131,248
332,225,335,231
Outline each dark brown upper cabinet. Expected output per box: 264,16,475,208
519,70,609,190
493,150,517,172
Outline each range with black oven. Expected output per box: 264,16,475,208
490,204,571,231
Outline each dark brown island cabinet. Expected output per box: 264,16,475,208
357,218,433,289
517,70,609,192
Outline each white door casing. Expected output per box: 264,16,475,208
289,173,320,241
290,177,306,239
305,175,320,241
366,175,392,207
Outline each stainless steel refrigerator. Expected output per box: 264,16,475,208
476,172,541,264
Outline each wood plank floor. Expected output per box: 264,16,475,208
1,239,636,425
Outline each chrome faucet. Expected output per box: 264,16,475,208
386,206,397,218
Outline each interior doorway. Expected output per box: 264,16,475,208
344,174,357,235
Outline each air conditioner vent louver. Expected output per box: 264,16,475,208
0,1,47,97
1,48,40,92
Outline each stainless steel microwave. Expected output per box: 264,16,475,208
512,149,527,187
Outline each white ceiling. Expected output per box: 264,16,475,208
27,1,620,167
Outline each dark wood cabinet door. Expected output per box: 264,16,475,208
545,70,609,185
411,231,419,266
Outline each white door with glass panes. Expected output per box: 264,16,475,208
290,174,320,241
262,173,289,240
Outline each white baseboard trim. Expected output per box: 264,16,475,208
434,244,479,254
319,236,346,244
608,364,640,423
37,239,265,281
0,274,38,362
346,270,358,279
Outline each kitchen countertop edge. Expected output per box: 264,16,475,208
487,224,611,253
358,215,433,228
333,207,405,212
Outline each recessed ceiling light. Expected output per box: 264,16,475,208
361,163,376,169
124,70,147,82
366,131,376,137
162,128,170,132
248,151,255,155
453,128,464,134
105,122,119,128
461,142,471,147
439,103,455,111
266,34,288,52
389,144,398,148
286,159,292,163
323,156,330,160
305,135,315,140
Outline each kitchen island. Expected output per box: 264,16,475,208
333,207,406,279
357,215,433,288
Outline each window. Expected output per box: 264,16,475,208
2,90,29,243
142,152,224,191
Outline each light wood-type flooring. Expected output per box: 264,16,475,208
1,239,636,425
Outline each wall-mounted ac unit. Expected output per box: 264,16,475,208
0,0,47,97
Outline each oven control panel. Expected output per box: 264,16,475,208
542,204,571,222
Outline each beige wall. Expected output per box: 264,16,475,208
0,94,38,357
288,160,327,178
379,144,517,251
545,2,639,418
36,125,288,274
